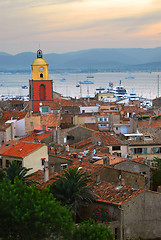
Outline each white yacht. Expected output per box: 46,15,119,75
113,80,127,100
128,89,139,101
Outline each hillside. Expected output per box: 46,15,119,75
0,47,161,72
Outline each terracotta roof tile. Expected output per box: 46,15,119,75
138,119,161,128
93,182,144,205
71,137,93,149
92,131,126,146
85,123,99,131
0,141,44,158
41,113,60,128
28,170,58,187
20,132,52,143
0,111,27,121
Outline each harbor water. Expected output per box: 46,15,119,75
0,71,160,100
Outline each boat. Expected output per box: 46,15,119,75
96,86,105,93
76,84,80,87
113,80,127,100
125,76,135,79
21,85,28,89
87,75,94,79
128,89,139,101
79,80,94,84
60,78,66,82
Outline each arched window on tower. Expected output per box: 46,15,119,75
29,85,32,99
39,84,46,100
40,73,43,78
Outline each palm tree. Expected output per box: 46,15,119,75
4,161,33,184
50,168,95,218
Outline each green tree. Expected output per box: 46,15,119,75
72,219,114,240
4,161,33,184
0,178,74,240
50,168,95,218
151,157,161,190
0,169,5,181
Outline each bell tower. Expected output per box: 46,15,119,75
29,49,53,112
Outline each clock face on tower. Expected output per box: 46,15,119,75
40,67,44,71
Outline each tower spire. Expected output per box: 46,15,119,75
37,49,43,58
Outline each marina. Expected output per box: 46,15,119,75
0,71,160,101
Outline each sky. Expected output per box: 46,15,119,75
0,0,161,54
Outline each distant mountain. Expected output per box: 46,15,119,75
0,47,161,72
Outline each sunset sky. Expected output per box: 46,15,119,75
1,0,161,54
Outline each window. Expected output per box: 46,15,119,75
42,107,49,113
30,85,32,99
40,73,43,78
0,158,2,168
134,148,143,154
67,135,74,140
42,159,45,165
61,164,68,170
116,127,118,130
39,84,46,100
98,124,108,127
112,146,120,151
30,121,33,126
6,160,10,168
117,153,121,157
115,228,118,240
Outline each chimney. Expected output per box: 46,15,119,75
103,157,110,167
43,158,49,182
96,174,100,183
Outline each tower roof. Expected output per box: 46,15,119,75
32,57,48,66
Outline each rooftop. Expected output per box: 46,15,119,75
20,132,52,143
0,140,44,158
93,181,144,205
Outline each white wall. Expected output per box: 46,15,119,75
16,119,25,137
23,145,48,174
80,106,99,113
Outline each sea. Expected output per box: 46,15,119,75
0,71,160,100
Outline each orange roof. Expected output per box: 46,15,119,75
93,182,144,205
94,155,150,167
0,141,44,158
41,113,60,128
138,119,161,128
92,131,125,146
85,123,99,131
28,170,58,187
71,137,93,150
20,132,52,143
0,111,27,121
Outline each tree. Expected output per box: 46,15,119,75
0,178,74,240
151,157,161,190
0,169,5,181
72,219,114,240
50,168,95,217
4,161,33,184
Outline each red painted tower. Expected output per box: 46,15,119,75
29,49,53,112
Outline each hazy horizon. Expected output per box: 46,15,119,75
1,46,161,56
